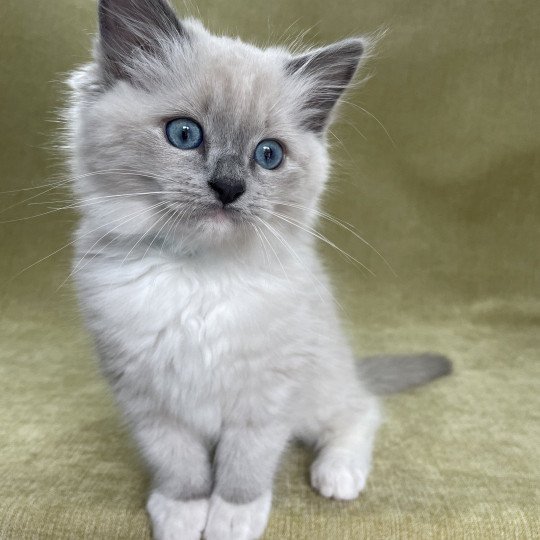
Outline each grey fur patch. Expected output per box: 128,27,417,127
211,154,246,185
286,38,365,132
98,0,186,82
357,354,452,395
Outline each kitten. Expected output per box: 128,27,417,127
66,1,451,539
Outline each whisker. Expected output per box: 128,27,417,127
0,167,166,196
0,177,71,195
0,191,180,225
29,189,181,207
341,99,396,148
262,208,375,277
342,118,368,141
0,168,172,215
328,129,353,161
159,207,183,257
256,216,338,310
13,200,168,281
58,202,170,291
250,222,271,266
141,207,179,260
254,217,291,284
120,207,173,265
269,200,396,276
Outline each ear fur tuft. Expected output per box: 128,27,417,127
286,38,366,132
98,0,186,82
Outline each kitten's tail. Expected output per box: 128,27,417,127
357,353,452,395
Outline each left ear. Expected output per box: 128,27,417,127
97,0,186,83
286,38,366,132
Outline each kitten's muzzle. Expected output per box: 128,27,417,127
208,177,246,206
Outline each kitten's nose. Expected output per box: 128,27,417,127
208,177,246,205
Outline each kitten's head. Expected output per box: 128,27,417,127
68,0,368,252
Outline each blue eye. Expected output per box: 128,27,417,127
254,139,284,170
165,118,203,149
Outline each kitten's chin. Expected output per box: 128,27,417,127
201,206,240,224
192,205,248,245
159,204,251,251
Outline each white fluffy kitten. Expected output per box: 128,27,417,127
66,1,450,539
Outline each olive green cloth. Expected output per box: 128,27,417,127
1,0,538,538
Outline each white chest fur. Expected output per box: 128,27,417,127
75,250,317,434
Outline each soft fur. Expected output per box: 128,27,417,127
66,1,450,539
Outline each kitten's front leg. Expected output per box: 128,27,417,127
204,423,290,540
147,493,209,540
133,420,212,540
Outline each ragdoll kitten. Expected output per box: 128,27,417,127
67,1,450,538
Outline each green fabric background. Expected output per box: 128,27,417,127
1,0,538,538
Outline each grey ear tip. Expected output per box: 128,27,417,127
326,37,365,59
347,37,366,54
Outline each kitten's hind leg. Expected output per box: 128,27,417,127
308,393,381,500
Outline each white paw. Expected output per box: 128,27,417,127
310,451,368,500
204,493,272,540
147,491,209,540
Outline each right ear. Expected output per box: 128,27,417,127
97,0,186,81
286,38,366,132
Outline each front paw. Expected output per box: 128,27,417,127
310,450,368,500
204,493,272,540
147,491,209,540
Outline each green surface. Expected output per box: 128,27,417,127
1,0,538,538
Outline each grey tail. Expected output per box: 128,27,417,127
357,353,452,395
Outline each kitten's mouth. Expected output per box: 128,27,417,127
196,204,243,224
207,206,235,218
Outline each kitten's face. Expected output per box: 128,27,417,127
69,1,365,251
